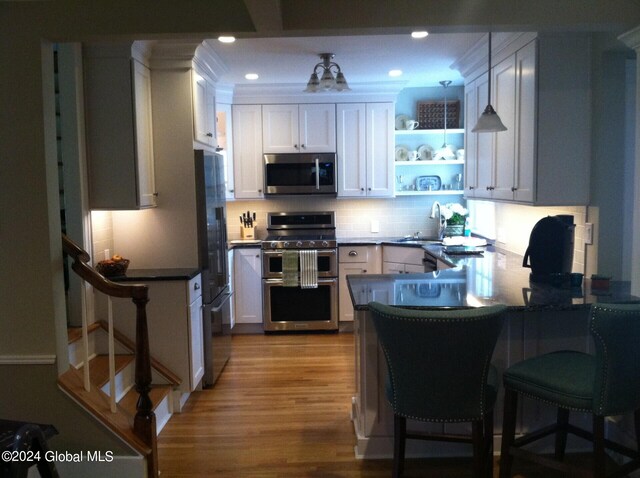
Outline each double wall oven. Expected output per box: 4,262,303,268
262,212,338,332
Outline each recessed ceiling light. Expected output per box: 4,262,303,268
245,73,259,80
411,31,429,39
388,69,403,77
218,36,236,43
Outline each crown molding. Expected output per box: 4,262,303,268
216,83,235,104
193,41,229,83
232,81,406,104
619,25,640,51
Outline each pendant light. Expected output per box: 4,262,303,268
434,80,456,160
472,33,507,133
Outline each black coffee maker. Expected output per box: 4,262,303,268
522,215,575,283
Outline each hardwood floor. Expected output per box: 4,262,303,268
157,333,560,477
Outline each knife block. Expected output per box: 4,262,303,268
241,225,256,240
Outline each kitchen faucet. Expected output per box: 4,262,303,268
430,201,447,240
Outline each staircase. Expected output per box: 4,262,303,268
59,234,172,477
60,321,180,441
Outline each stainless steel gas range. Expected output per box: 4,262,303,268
261,212,338,332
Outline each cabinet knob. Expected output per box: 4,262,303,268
363,269,367,273
360,188,365,192
294,144,298,149
229,189,234,193
469,186,475,190
194,283,200,290
368,187,372,191
206,132,213,137
152,192,159,197
258,189,262,193
301,144,305,149
348,250,358,257
511,186,518,192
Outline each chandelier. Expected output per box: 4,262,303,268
304,53,351,92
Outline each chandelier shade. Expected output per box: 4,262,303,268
304,53,351,93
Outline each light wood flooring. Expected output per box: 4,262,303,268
157,333,565,477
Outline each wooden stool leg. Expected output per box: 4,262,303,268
593,415,606,478
554,407,570,461
484,411,494,478
499,389,518,478
393,414,406,478
635,409,640,454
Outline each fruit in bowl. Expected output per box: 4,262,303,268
96,255,130,277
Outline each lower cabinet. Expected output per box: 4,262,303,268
338,245,382,322
233,247,263,324
382,245,425,274
109,274,203,411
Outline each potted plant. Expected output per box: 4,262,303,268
441,203,468,237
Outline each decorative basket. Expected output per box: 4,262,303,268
417,100,460,129
96,258,130,277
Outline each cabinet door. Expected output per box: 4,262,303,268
513,40,537,203
382,262,405,274
339,264,367,322
474,72,494,199
188,295,204,390
232,105,264,199
491,54,517,200
262,104,299,153
404,264,425,273
233,248,263,324
366,103,394,197
299,104,336,152
337,103,367,197
132,60,157,208
192,67,216,146
464,77,479,198
216,103,235,199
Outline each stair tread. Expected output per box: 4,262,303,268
57,368,151,456
67,322,101,344
119,385,172,416
83,354,135,388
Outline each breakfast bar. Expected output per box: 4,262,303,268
346,246,640,458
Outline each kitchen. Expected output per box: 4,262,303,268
3,1,633,476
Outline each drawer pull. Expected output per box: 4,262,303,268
194,283,200,290
348,250,358,257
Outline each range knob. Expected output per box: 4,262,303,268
308,241,316,247
296,241,303,247
270,241,278,249
322,241,329,247
283,241,290,248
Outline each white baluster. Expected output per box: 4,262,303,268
107,296,117,413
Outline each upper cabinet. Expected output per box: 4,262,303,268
457,33,591,205
232,104,264,199
262,104,336,153
84,42,157,209
192,63,217,148
337,102,394,197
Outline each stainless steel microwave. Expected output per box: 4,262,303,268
264,153,337,196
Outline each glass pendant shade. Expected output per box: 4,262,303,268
303,53,350,92
304,72,320,92
472,33,508,133
334,72,351,91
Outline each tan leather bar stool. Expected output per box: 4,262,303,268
499,303,640,478
369,302,507,478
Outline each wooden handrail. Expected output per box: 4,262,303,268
62,234,158,477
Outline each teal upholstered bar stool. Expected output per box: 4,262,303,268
499,303,640,478
368,302,507,478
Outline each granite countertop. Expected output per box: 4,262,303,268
347,246,640,311
109,268,201,282
229,239,262,248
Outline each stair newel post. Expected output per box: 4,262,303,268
131,292,158,478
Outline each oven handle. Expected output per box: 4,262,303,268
263,277,338,286
315,157,320,190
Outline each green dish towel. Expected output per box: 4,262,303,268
282,250,299,287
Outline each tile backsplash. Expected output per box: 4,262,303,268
227,196,450,241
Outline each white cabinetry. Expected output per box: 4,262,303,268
216,103,235,199
461,33,590,205
233,247,263,324
382,246,425,273
338,245,382,323
188,281,204,390
192,63,217,147
232,105,264,199
84,42,156,209
262,104,336,153
337,103,394,197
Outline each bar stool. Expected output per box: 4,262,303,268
499,303,640,478
368,302,507,478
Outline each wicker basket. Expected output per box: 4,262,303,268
417,100,460,129
96,258,130,277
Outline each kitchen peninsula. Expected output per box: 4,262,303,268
347,245,640,458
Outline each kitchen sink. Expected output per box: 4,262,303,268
393,237,442,245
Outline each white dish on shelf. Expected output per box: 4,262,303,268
395,114,410,130
394,145,409,161
417,144,434,161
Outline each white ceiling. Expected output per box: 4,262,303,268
205,32,485,89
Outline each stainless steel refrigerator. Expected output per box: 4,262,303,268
194,150,232,387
